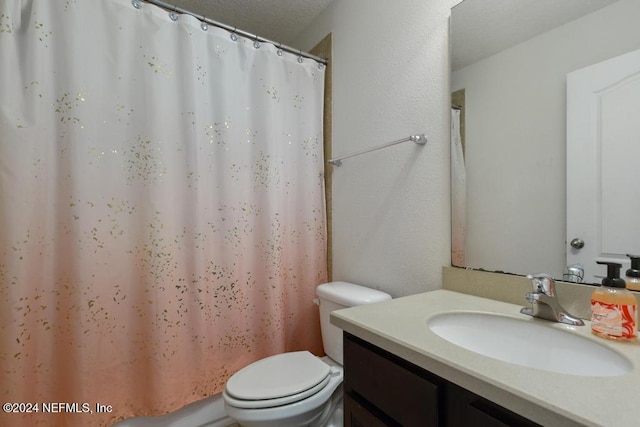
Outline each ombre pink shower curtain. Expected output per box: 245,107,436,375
0,0,327,425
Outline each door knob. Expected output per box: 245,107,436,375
570,238,585,249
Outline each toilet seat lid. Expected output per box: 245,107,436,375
226,351,331,401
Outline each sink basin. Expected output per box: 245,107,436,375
428,311,632,377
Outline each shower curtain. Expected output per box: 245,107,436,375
0,1,327,426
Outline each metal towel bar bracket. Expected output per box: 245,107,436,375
328,134,427,166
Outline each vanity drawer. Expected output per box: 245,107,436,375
445,381,541,427
344,333,441,426
344,394,388,427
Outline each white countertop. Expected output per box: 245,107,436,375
331,289,640,427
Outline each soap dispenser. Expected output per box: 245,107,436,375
625,254,640,291
591,261,637,341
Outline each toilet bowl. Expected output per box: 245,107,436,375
222,282,391,427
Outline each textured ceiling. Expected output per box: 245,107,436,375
158,1,621,70
452,0,620,71
167,0,334,45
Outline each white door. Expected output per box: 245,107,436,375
567,49,640,284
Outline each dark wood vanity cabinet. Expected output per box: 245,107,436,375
343,332,440,426
343,333,541,427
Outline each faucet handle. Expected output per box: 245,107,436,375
524,292,540,303
526,273,556,297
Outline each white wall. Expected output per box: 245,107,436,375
294,0,461,297
452,0,640,278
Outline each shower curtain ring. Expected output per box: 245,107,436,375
253,36,261,49
169,5,179,21
277,43,283,56
297,50,304,63
230,27,238,41
200,17,208,31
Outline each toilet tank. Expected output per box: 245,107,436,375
315,282,391,365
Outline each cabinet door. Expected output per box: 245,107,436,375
343,333,541,427
344,394,389,427
445,382,541,427
344,333,440,427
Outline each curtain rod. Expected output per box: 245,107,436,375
133,0,328,65
328,134,427,167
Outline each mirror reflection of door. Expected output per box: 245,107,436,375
567,48,640,284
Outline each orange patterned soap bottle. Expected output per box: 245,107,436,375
591,261,637,341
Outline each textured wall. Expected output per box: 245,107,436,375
294,0,461,297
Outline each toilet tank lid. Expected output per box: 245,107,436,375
316,282,391,307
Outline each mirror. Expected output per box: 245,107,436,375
450,0,640,282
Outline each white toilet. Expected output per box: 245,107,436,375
222,282,392,427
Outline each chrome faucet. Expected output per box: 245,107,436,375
520,274,584,326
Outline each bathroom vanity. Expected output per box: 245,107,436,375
332,288,640,427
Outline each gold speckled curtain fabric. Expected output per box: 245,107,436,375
0,0,327,425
